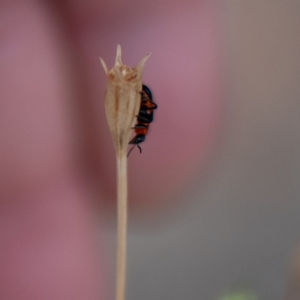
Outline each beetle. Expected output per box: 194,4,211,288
128,84,157,156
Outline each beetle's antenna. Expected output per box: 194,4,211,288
127,144,136,157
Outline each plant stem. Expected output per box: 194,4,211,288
100,45,150,300
116,150,128,300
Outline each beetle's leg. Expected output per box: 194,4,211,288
136,115,152,123
141,101,157,110
131,123,147,129
149,102,157,109
133,124,147,129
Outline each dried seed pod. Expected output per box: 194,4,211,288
100,45,151,155
100,45,151,300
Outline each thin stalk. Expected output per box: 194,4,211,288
116,151,128,300
100,45,150,300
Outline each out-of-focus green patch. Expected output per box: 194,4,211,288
218,291,258,300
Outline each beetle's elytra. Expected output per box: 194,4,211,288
128,84,157,156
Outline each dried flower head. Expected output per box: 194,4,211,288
100,46,151,300
100,45,151,155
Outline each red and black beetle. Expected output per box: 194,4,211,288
128,84,157,156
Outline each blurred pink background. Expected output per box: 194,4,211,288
1,1,300,300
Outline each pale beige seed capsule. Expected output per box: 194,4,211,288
100,45,151,300
100,45,151,155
